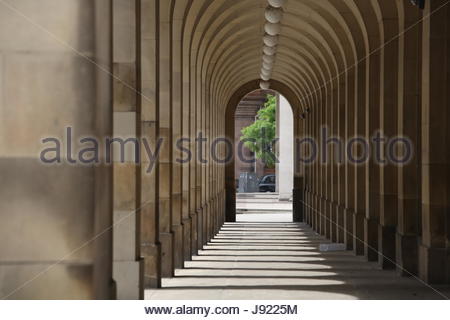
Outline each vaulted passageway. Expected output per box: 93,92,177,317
1,0,449,299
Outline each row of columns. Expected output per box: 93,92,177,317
111,0,228,298
0,0,229,300
1,0,448,300
302,1,449,285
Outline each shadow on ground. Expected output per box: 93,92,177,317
146,215,450,300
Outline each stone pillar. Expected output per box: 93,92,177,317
324,82,332,240
0,0,113,299
311,93,317,230
157,0,174,279
304,105,311,225
329,79,339,243
308,98,312,227
418,0,450,284
277,95,294,201
396,4,422,277
171,15,185,270
344,67,356,251
112,0,143,300
180,22,193,260
189,68,199,252
201,86,209,243
353,61,367,256
195,81,203,250
319,86,327,235
293,107,304,223
313,89,321,232
207,94,216,238
225,104,236,222
198,84,205,247
378,14,400,269
316,88,322,233
364,49,382,262
323,85,332,237
336,73,346,244
138,0,161,289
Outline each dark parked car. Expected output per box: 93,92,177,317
258,174,276,192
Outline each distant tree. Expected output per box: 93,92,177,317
240,94,277,167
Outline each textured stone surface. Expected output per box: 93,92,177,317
0,264,93,300
0,0,112,299
146,220,450,300
113,260,142,300
2,0,450,300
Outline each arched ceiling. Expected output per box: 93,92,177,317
167,0,404,116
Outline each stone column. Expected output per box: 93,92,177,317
353,61,367,256
310,94,315,229
157,0,174,279
336,73,346,244
112,0,142,299
313,89,321,232
189,69,199,252
324,82,333,240
202,87,209,243
181,26,193,260
195,79,203,250
0,0,113,299
378,15,400,269
92,0,114,300
197,83,205,246
418,0,450,284
365,50,381,262
306,103,312,227
344,67,356,251
396,4,422,277
304,105,311,225
329,79,339,243
316,89,322,232
207,93,216,237
225,104,236,222
277,95,294,201
171,16,185,270
293,107,304,223
319,86,326,235
138,0,161,288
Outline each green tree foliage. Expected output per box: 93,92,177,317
240,94,277,167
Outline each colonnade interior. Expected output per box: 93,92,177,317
0,0,449,299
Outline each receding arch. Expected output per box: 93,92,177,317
224,79,303,222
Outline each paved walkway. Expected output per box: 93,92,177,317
146,216,449,300
236,194,292,212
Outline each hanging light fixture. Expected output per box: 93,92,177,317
257,0,288,90
260,73,270,81
265,6,284,24
262,61,273,70
263,45,277,56
264,22,281,36
261,68,272,78
262,54,275,64
263,34,279,47
260,81,270,90
268,0,287,8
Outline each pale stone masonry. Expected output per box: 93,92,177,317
0,0,448,299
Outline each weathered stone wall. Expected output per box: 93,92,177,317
0,0,113,299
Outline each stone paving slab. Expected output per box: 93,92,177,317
146,215,450,300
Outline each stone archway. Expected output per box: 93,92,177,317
224,79,305,223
